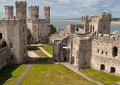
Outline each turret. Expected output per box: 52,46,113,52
15,1,27,19
29,6,39,20
4,6,13,19
44,7,50,21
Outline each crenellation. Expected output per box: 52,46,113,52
15,1,27,8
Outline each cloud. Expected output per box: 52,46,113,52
0,0,119,19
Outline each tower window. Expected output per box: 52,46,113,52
10,43,13,48
112,47,118,57
110,67,115,73
100,64,105,70
0,33,2,39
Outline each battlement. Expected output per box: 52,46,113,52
96,33,120,43
66,23,82,26
15,1,27,8
81,12,111,21
4,6,13,9
29,6,39,9
44,6,50,10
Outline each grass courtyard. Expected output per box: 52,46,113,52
42,44,53,55
79,68,120,85
0,65,27,85
20,64,95,85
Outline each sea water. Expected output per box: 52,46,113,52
50,20,120,33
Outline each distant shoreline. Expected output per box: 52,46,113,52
51,19,120,24
111,22,120,24
51,19,81,21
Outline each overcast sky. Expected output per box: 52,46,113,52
0,0,120,19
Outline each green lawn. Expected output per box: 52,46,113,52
42,44,53,55
79,68,120,85
27,46,40,50
0,65,27,85
20,64,95,85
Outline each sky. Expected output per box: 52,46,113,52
0,0,120,19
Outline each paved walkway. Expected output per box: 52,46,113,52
13,65,32,85
61,62,104,85
39,47,53,58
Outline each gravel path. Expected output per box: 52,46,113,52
13,65,32,85
61,62,104,85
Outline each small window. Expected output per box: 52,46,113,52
10,43,13,48
76,28,78,31
112,47,118,57
100,64,105,70
0,33,2,39
4,42,6,47
106,51,107,55
110,67,115,73
101,51,103,54
97,49,99,53
42,25,44,27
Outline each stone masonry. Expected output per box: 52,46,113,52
53,12,120,76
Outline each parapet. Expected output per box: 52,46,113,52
96,33,120,43
29,6,39,9
4,6,13,9
81,12,111,21
44,6,50,10
15,1,27,8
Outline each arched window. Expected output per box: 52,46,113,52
76,28,78,31
93,26,94,32
4,42,6,47
0,33,2,39
101,51,103,54
106,51,107,55
97,49,99,53
110,67,115,73
100,64,105,70
112,47,118,57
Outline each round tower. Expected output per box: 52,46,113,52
15,1,27,19
44,7,50,21
4,6,13,19
29,6,39,20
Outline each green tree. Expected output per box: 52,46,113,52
50,24,56,34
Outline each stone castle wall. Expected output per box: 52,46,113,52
92,33,120,75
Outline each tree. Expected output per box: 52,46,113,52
50,24,56,34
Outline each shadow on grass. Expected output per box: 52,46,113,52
0,65,20,85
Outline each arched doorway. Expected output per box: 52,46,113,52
64,57,67,61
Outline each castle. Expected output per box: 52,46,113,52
27,6,50,44
0,1,50,69
53,12,120,76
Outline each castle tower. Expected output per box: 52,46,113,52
44,7,50,21
4,6,13,19
15,1,27,19
29,6,39,20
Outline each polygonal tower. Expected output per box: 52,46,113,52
44,7,50,21
29,6,39,20
15,1,27,19
4,6,13,19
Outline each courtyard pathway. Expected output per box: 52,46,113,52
39,47,53,58
13,65,32,85
61,62,104,85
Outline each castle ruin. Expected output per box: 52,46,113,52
53,12,120,76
